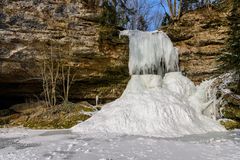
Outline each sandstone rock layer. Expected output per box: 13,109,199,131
0,0,129,107
162,1,235,84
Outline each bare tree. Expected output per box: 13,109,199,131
101,0,165,30
166,0,173,17
124,0,164,30
162,0,213,22
41,43,60,107
61,7,78,104
162,0,181,20
40,47,79,106
178,0,182,19
61,61,78,103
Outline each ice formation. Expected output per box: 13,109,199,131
119,30,179,76
72,30,225,137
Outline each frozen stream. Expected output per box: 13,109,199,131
0,128,240,160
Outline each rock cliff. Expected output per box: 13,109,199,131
0,0,129,108
162,0,234,84
0,0,237,108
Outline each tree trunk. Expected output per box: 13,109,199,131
167,0,173,18
173,0,177,17
178,0,182,19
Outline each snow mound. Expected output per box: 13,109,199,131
122,75,163,95
163,72,196,98
72,73,224,137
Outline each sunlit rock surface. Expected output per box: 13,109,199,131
161,0,238,84
0,1,129,107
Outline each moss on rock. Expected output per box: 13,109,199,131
0,101,99,129
222,106,240,120
220,120,240,130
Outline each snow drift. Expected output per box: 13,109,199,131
72,30,225,137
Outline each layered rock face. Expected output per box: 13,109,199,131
0,0,236,108
0,0,129,108
162,1,234,84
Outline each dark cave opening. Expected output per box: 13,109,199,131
0,96,26,109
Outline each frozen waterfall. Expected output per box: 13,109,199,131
72,30,225,137
119,30,179,76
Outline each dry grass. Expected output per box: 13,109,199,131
0,101,100,129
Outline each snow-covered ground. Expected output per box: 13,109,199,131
0,128,240,160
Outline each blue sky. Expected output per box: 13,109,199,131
146,0,168,31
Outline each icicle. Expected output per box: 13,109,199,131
120,30,179,77
96,95,99,106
